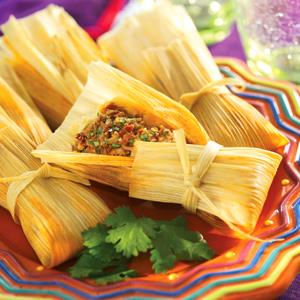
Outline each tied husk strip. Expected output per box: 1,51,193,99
129,130,282,235
99,1,288,150
0,75,51,145
1,5,103,127
0,115,110,267
0,55,110,266
0,163,90,222
33,61,209,189
33,151,134,191
179,78,246,110
149,37,288,149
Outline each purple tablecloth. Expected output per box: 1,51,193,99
0,0,298,298
0,0,108,27
209,24,247,61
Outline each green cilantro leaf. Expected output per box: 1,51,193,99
88,243,122,261
69,208,214,284
82,224,108,248
94,265,137,285
68,253,106,279
151,216,214,273
150,231,177,274
69,250,136,284
69,223,134,284
176,239,214,262
68,241,123,278
157,217,200,242
105,207,136,227
105,207,157,257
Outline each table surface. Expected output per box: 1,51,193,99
0,0,299,299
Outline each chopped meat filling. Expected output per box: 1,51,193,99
73,107,174,156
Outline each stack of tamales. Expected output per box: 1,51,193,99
98,0,288,150
0,5,103,128
0,2,286,246
33,61,282,237
0,71,110,267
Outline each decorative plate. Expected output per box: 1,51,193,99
0,58,299,299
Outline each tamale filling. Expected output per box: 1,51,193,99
73,106,174,156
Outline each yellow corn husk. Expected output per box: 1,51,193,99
99,0,195,90
98,1,288,150
0,74,51,145
145,37,289,149
0,73,110,266
1,5,103,128
0,113,110,268
0,42,38,112
33,61,209,190
129,129,282,235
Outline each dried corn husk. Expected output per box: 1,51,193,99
33,61,209,190
0,43,38,113
98,1,288,150
0,115,110,267
1,5,103,128
99,0,195,90
0,74,51,145
0,87,110,267
130,129,282,235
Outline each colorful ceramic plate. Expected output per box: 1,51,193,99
0,58,299,299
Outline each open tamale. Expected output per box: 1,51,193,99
98,1,288,150
129,129,282,236
0,77,110,268
0,5,103,128
33,61,209,190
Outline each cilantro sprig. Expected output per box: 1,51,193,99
69,224,136,284
105,207,157,257
69,207,214,284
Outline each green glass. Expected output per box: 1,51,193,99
172,0,234,44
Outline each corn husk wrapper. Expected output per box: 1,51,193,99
0,82,110,267
99,1,288,150
99,0,196,90
33,61,209,190
130,129,282,235
1,5,103,128
0,74,51,145
0,43,39,114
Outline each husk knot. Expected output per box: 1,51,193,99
174,129,222,213
0,163,90,222
180,78,246,110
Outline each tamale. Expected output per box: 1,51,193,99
129,129,282,235
99,0,196,89
0,74,51,145
0,78,110,267
98,1,288,150
1,5,103,128
0,116,109,267
0,42,37,113
33,61,209,190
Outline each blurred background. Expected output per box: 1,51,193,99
1,0,299,83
